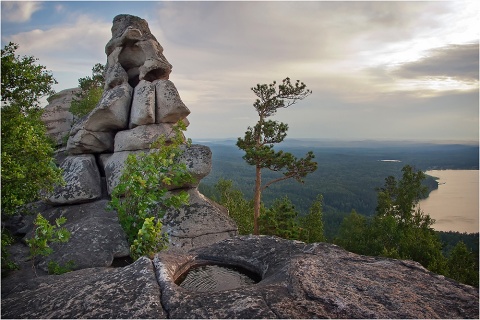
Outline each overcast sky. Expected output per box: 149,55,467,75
2,1,479,141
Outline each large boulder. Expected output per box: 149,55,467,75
67,127,115,154
129,79,156,128
83,82,133,132
46,154,102,205
19,200,130,273
114,123,182,152
1,257,165,319
41,88,80,146
105,14,172,88
162,188,238,251
154,236,479,319
155,80,190,123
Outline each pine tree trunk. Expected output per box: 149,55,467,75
253,165,262,235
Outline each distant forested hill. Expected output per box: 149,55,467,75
198,139,478,216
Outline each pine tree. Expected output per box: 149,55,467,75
237,77,317,234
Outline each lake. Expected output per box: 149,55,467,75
419,170,479,233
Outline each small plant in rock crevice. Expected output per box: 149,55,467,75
108,121,193,260
26,213,71,276
47,260,76,275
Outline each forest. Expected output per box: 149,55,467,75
198,139,479,248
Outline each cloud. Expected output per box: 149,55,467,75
4,14,111,88
392,43,479,82
1,1,43,22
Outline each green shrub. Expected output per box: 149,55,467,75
47,260,75,275
130,217,168,260
1,231,18,274
26,214,71,275
109,121,193,259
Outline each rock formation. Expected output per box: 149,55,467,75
2,236,478,319
39,14,237,258
41,87,81,147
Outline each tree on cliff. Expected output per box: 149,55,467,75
70,63,105,118
1,42,63,216
335,165,446,273
237,77,317,235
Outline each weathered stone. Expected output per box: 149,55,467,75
1,257,165,319
83,82,133,132
178,144,212,185
162,188,237,251
155,80,190,123
98,153,113,172
46,154,102,205
104,144,211,195
41,88,80,146
105,14,172,88
106,14,154,56
154,236,480,319
28,200,129,272
103,150,137,195
67,128,115,154
105,62,129,90
114,123,184,152
137,40,171,82
129,80,156,128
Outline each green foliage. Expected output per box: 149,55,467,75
236,77,316,234
260,196,302,240
130,217,168,260
26,214,71,275
1,230,18,273
212,179,255,235
299,194,326,243
1,42,56,111
108,122,193,259
47,260,75,275
70,86,103,118
446,241,478,287
335,210,370,254
335,165,448,274
70,63,105,118
1,43,63,216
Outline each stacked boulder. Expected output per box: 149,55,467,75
41,87,81,148
43,14,237,258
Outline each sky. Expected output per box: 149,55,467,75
1,1,479,141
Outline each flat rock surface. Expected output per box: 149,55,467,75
155,236,479,319
2,236,478,319
1,257,165,319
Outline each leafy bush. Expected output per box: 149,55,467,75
109,122,193,259
47,260,75,275
1,231,18,273
1,43,63,216
26,214,71,275
130,217,168,260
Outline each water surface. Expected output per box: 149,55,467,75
177,264,260,292
419,170,479,233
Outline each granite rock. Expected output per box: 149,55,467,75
46,154,102,205
1,257,165,319
154,236,480,319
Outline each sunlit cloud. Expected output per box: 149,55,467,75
1,1,43,23
5,14,111,89
1,1,478,141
